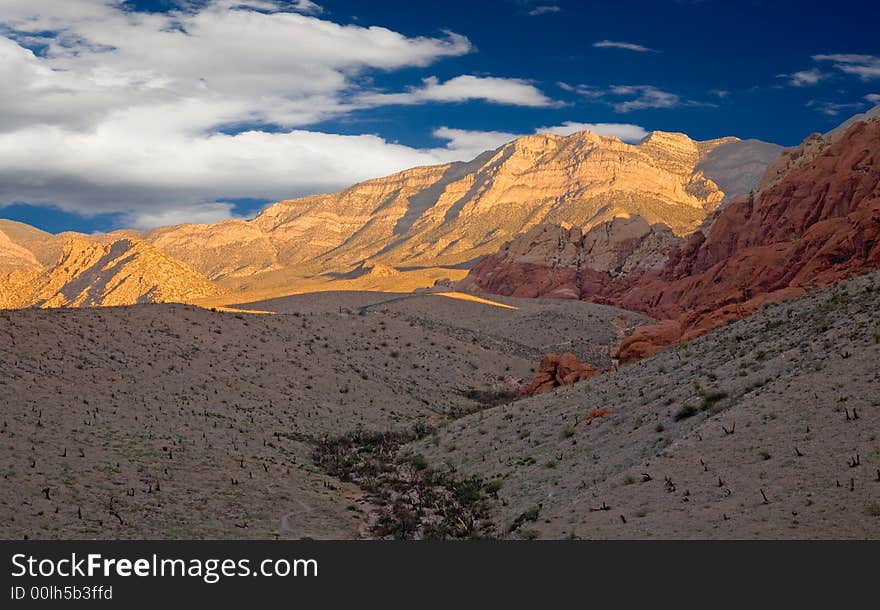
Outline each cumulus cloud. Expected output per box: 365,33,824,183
431,121,650,157
356,75,559,108
813,54,880,80
0,123,500,227
432,127,520,157
592,40,656,53
0,1,565,227
0,1,474,131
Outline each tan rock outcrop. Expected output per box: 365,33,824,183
11,238,222,308
138,129,774,290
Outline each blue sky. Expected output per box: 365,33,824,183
1,0,878,234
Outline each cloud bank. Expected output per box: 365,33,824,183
0,1,566,227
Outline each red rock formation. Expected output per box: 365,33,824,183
583,407,614,425
525,352,599,395
458,216,680,300
616,119,880,360
463,117,880,365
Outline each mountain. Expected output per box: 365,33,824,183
0,219,68,271
460,109,880,363
616,116,880,361
165,131,776,287
0,129,779,308
14,238,222,308
457,216,681,299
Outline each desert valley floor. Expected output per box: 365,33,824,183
2,276,879,539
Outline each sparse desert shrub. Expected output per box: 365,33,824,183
311,427,497,540
699,389,729,413
485,479,503,497
674,404,699,421
508,505,541,533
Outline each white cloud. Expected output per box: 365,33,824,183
865,93,880,104
813,54,880,80
0,123,504,227
430,121,650,158
779,68,826,87
0,1,572,226
0,0,474,133
558,82,702,112
805,100,864,116
609,85,685,112
534,121,649,142
528,6,561,16
593,40,656,53
432,127,520,157
129,202,243,230
557,82,605,98
356,75,560,108
290,0,324,15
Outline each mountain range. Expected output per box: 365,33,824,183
0,129,782,308
462,106,880,362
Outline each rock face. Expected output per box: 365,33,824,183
0,128,779,307
218,130,756,279
457,216,681,299
15,238,222,308
461,112,880,364
0,228,42,275
147,130,775,279
0,129,778,308
525,352,599,394
614,118,880,360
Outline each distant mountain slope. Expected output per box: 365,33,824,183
0,128,780,307
0,228,41,274
16,238,222,308
457,216,681,299
0,219,75,268
459,109,880,362
130,129,778,297
616,117,880,360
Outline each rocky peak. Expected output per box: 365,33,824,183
17,238,223,308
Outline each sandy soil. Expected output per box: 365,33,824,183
0,291,640,539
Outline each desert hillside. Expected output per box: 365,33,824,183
410,272,880,539
0,291,644,539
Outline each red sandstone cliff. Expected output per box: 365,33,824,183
460,117,880,368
